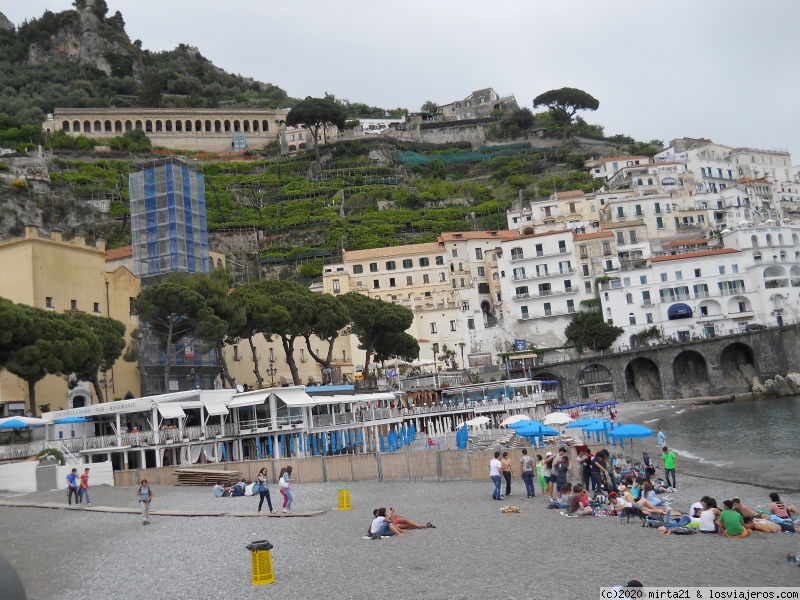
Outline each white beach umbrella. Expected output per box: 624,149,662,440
543,412,574,426
466,416,490,428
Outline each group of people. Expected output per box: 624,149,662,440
65,467,91,507
367,507,436,539
211,466,296,514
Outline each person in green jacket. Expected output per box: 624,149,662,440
535,454,547,495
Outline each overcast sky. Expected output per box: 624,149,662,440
5,0,800,161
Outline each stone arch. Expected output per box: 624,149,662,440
791,265,800,287
114,120,122,133
62,120,70,132
243,120,250,132
155,120,163,132
233,120,241,132
672,350,710,398
94,120,102,132
224,120,231,132
185,120,192,132
288,144,296,152
778,233,784,245
194,120,201,131
793,233,800,247
73,120,81,132
751,234,759,247
727,295,751,314
71,394,88,409
299,143,306,149
533,372,563,400
105,120,112,132
253,120,260,132
205,120,211,132
214,120,221,132
145,120,153,133
135,120,142,130
578,363,614,400
175,120,182,132
719,342,756,392
522,226,534,235
165,120,173,132
80,119,89,131
624,357,663,401
766,233,773,246
262,120,269,132
125,120,132,132
697,299,721,317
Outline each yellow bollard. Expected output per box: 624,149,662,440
337,486,352,511
246,540,275,585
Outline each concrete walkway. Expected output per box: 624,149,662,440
0,499,324,518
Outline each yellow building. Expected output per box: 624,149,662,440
0,228,142,415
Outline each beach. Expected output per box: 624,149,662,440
2,466,800,599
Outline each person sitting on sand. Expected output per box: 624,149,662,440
699,496,721,534
645,473,670,494
547,483,573,509
731,497,759,524
769,492,798,520
227,479,247,497
385,507,435,530
642,483,666,507
567,483,594,516
369,507,405,539
642,452,656,479
719,500,748,538
214,481,227,497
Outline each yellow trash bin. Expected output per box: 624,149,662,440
246,540,275,585
337,486,352,511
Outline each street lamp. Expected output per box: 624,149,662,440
265,359,278,386
457,342,466,370
98,371,113,403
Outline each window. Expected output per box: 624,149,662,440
629,230,638,244
584,281,592,293
478,283,490,294
646,313,653,324
538,283,552,296
475,248,483,259
675,271,682,281
558,240,567,254
389,278,396,287
460,278,465,288
435,256,444,265
579,245,588,259
423,274,430,284
511,247,524,260
629,313,636,325
439,272,446,282
233,345,240,361
616,231,625,245
46,297,53,309
543,302,552,316
70,299,77,311
477,266,485,277
467,318,475,330
536,264,549,277
369,263,378,272
386,261,396,270
567,299,575,313
602,242,611,255
604,259,614,271
660,273,668,282
419,257,430,267
626,293,633,304
269,348,274,362
452,279,457,289
93,302,100,313
353,264,363,274
635,204,643,217
738,302,746,313
582,264,590,276
430,323,437,334
694,268,701,277
332,280,340,293
564,279,572,292
462,301,470,311
642,290,651,305
640,275,647,284
402,259,412,268
373,280,380,289
656,217,664,229
732,264,738,273
450,320,457,332
521,306,529,319
129,297,136,314
451,249,458,257
718,265,725,275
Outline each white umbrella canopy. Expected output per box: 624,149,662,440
500,414,529,427
466,416,490,428
542,412,574,426
0,416,46,427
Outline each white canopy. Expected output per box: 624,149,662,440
227,390,270,409
203,402,229,416
156,403,186,420
274,387,316,407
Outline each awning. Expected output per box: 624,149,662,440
156,403,186,419
667,303,693,319
203,402,229,416
274,387,316,407
227,391,270,409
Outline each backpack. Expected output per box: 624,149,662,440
670,526,697,535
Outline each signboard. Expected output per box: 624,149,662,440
233,133,247,151
514,339,527,351
468,353,493,367
184,337,195,359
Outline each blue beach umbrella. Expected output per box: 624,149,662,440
312,434,319,456
267,436,273,457
608,424,654,457
0,418,45,430
566,418,606,429
508,419,535,429
54,417,88,424
516,424,559,437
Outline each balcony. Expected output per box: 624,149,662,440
598,280,623,291
510,254,525,262
720,288,747,296
513,293,530,301
642,299,653,307
695,291,710,299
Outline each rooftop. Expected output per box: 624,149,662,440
649,248,740,263
553,190,585,199
105,245,133,261
438,231,518,242
573,231,613,241
343,242,442,261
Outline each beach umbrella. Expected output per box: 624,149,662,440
409,423,416,442
508,419,535,429
53,417,88,424
267,436,273,457
608,424,654,459
456,423,469,450
543,412,574,426
501,414,529,427
566,418,606,429
516,424,559,437
312,434,319,456
0,417,45,428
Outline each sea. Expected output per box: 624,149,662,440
641,394,800,492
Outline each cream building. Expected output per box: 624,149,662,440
0,228,142,415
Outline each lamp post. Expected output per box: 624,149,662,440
265,359,278,386
458,342,466,370
99,371,113,403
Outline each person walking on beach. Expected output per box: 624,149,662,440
278,466,295,513
256,467,276,515
656,427,665,447
520,449,535,498
535,454,547,495
501,451,513,497
661,446,677,489
489,451,503,500
78,468,91,507
137,479,153,525
66,468,79,507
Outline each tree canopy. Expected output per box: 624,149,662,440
533,87,599,142
564,310,623,353
285,97,347,170
303,293,350,378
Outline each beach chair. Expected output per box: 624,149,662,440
426,437,441,450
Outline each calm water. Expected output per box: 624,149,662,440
646,394,800,490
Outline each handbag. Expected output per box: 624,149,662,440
254,480,264,494
279,476,289,489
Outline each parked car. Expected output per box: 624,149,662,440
746,323,767,331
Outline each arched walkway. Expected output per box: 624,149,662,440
719,342,756,392
578,364,614,400
672,351,710,398
624,357,662,401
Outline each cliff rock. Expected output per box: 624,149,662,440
754,373,800,396
0,12,14,31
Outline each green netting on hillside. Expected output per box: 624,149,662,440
397,142,531,165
